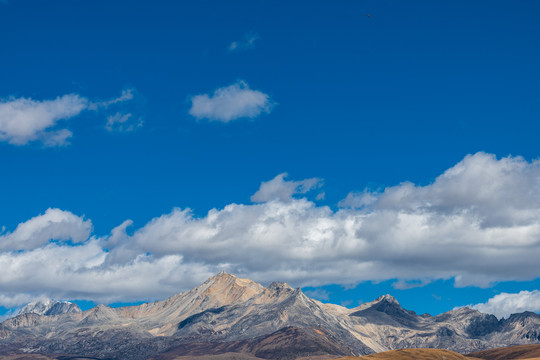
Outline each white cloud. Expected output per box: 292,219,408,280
228,32,259,52
189,80,274,122
0,94,88,146
0,208,92,251
3,153,540,308
0,89,138,146
105,112,142,132
41,129,74,147
469,290,540,319
338,191,378,209
89,88,134,110
251,173,322,203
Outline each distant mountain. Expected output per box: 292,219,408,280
18,300,81,316
0,272,539,360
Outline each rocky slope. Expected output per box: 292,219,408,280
0,272,539,359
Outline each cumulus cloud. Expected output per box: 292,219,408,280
0,94,87,146
469,290,540,319
0,208,92,251
189,80,274,122
251,173,322,203
3,153,540,308
0,89,138,146
228,32,259,52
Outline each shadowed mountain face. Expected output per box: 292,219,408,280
1,272,540,360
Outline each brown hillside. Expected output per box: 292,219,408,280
159,354,339,360
338,348,481,360
468,344,540,360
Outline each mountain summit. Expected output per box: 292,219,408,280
1,273,539,360
18,299,81,316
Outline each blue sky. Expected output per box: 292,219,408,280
1,0,540,320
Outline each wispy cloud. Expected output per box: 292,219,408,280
338,191,378,209
469,290,540,319
3,153,540,306
0,89,138,146
88,88,135,110
189,80,274,122
251,173,322,203
228,32,259,52
105,113,143,132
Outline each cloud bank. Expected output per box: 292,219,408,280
2,152,540,318
0,89,138,146
189,81,274,122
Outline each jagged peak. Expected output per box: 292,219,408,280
87,304,111,314
267,281,293,290
505,310,540,321
350,294,413,317
202,271,263,291
353,294,400,309
181,272,266,308
433,306,485,323
204,271,236,283
19,299,81,316
215,270,234,278
451,306,479,314
375,294,400,305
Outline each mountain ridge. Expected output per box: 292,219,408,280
1,272,539,360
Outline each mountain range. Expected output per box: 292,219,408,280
1,272,539,359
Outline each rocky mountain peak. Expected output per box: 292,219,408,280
376,294,400,305
201,271,264,294
267,281,294,292
367,294,411,315
18,299,81,316
179,272,266,312
351,294,402,313
205,270,234,282
505,311,540,324
349,293,420,329
435,306,480,321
